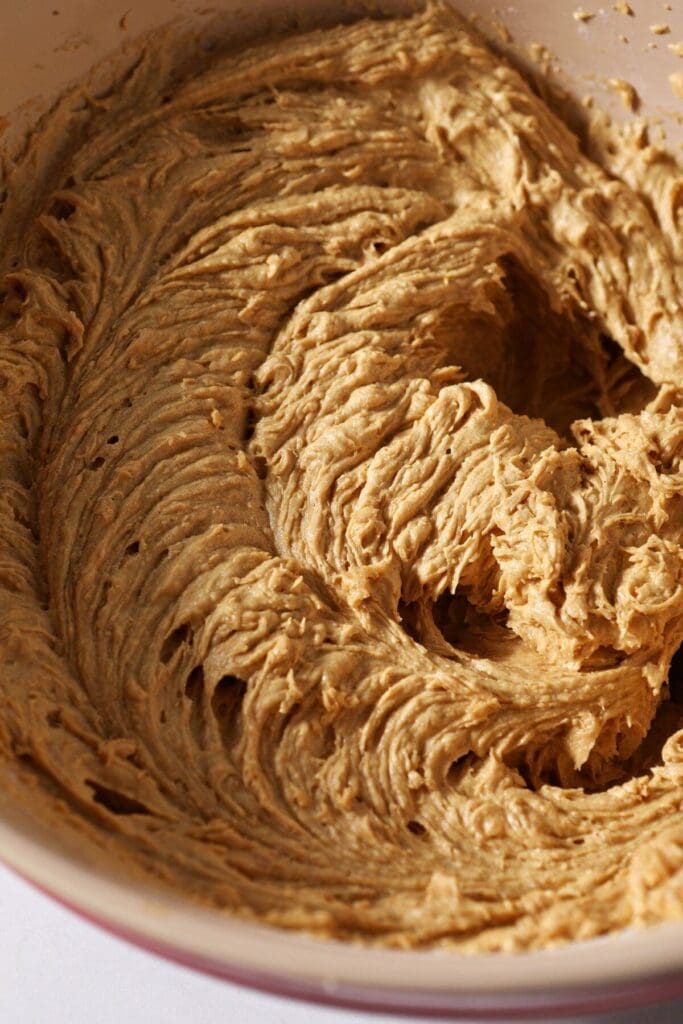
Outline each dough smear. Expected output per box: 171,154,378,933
2,1,683,951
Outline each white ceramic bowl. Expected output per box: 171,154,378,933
2,1,683,1017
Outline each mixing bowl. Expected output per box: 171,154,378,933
2,0,683,1017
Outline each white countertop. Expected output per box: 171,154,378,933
1,859,681,1024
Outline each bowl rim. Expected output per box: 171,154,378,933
1,813,683,1019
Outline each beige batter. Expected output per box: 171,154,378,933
2,1,683,951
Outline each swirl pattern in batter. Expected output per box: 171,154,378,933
2,2,683,950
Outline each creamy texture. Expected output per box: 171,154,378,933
2,2,683,951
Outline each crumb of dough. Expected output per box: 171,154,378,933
607,77,640,111
669,42,683,56
477,15,513,45
619,33,629,43
650,23,671,34
613,1,634,14
493,20,512,44
527,40,555,74
669,70,683,97
573,7,596,21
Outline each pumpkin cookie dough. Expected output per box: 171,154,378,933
1,1,683,951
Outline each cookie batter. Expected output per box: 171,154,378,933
1,1,683,950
